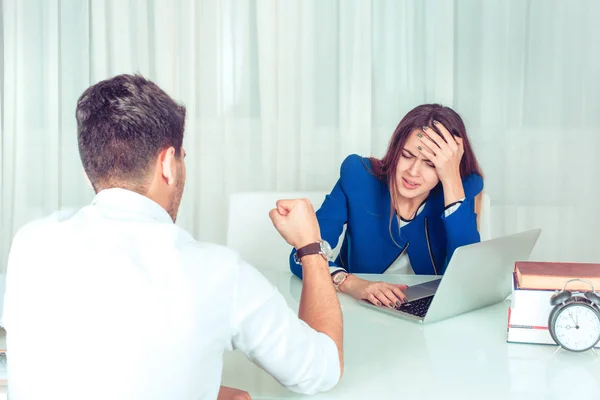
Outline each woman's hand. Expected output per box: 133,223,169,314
416,120,463,185
416,120,466,204
339,275,408,308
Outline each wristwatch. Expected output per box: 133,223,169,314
331,270,349,291
293,240,334,264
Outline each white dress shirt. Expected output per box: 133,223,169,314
3,188,340,400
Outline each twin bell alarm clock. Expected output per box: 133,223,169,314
548,279,600,352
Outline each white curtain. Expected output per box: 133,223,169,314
2,0,600,272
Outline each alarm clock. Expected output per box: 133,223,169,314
548,278,600,352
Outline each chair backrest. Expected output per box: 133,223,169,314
226,191,329,272
226,190,492,272
479,192,492,241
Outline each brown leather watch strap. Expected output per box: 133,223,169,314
296,242,322,261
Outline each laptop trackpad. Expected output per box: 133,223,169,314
403,278,441,301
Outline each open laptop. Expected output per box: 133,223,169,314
360,228,541,324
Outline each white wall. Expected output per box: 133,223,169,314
2,0,599,271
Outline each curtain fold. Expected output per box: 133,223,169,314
2,0,600,271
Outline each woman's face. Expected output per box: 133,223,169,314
395,129,440,200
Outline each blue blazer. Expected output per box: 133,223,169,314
289,154,484,278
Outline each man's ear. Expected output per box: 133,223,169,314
160,147,177,186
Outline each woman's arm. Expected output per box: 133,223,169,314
440,175,484,270
416,122,485,271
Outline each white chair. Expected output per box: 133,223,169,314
226,191,330,272
226,190,492,272
479,192,492,241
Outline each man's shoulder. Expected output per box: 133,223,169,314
6,209,82,267
13,209,79,240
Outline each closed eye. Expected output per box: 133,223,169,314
402,150,415,159
420,156,434,167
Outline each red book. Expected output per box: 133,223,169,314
515,261,600,291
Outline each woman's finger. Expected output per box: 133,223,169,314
421,126,446,150
366,293,381,307
383,289,402,308
424,125,456,158
433,120,458,150
391,286,407,302
416,131,440,155
374,291,394,308
417,144,437,165
421,130,454,159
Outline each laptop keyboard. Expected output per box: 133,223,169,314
395,295,434,317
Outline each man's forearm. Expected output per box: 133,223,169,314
298,254,344,377
217,385,250,400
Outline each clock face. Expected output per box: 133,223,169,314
550,302,600,352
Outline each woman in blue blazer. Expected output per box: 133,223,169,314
289,104,484,309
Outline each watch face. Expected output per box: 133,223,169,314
549,302,600,352
319,240,334,260
333,271,347,284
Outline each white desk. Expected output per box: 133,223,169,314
222,272,600,400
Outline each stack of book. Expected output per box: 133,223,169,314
507,261,600,346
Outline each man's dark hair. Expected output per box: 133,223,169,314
76,74,186,192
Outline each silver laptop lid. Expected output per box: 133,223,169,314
423,228,541,323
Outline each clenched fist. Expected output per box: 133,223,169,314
269,198,321,250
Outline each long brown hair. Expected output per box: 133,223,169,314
370,104,483,225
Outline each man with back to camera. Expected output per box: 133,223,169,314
3,74,343,400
